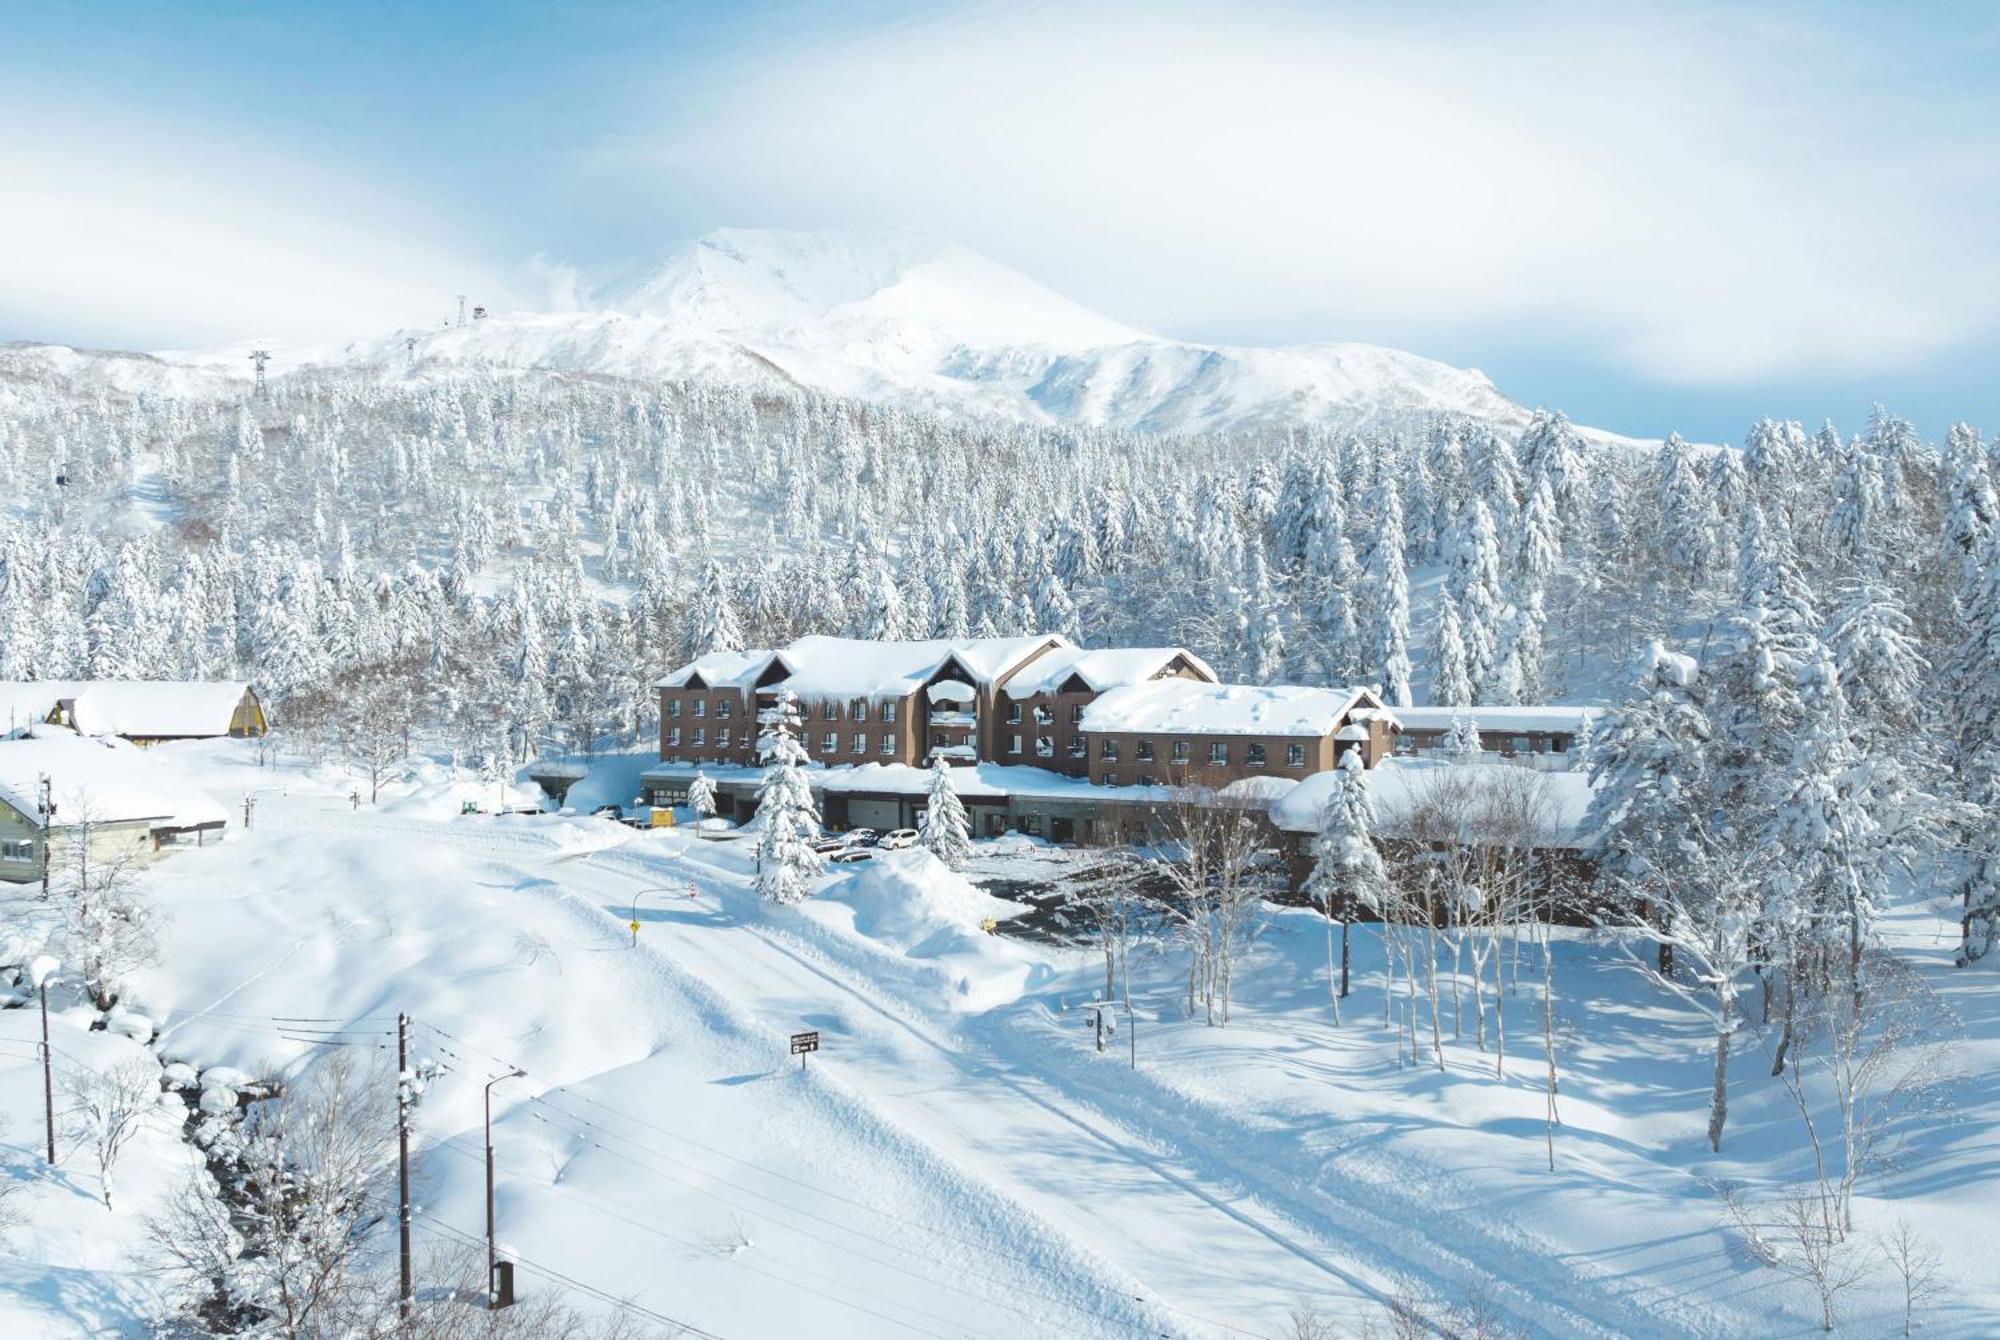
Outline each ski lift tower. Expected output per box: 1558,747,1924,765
249,349,271,400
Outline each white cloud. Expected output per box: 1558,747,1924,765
588,2,2000,384
0,109,515,351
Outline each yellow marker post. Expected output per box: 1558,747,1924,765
629,920,640,945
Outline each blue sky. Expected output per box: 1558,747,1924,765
5,0,1998,444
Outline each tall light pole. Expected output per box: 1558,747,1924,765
625,887,679,948
485,1067,525,1308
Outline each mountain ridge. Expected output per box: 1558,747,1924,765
11,229,1643,442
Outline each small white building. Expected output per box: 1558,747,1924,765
0,727,229,884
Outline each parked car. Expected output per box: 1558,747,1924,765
843,828,881,847
829,849,875,864
591,803,624,820
878,829,919,850
810,838,849,855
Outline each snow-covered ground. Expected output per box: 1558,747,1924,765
2,741,1994,1336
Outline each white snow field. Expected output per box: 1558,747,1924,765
3,742,1996,1337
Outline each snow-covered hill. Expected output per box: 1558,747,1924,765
10,229,1606,440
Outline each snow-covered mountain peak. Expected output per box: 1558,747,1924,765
619,228,1149,352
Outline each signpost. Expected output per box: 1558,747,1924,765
790,1030,819,1070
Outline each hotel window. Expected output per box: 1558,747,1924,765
1137,773,1155,788
1135,739,1155,762
668,699,682,718
693,699,706,718
821,732,838,753
1513,735,1532,754
882,701,898,723
1172,739,1191,763
880,735,896,756
716,698,732,718
1100,739,1119,761
692,727,706,747
1005,702,1022,724
1068,703,1085,724
852,732,867,754
1287,743,1305,767
667,727,682,747
823,700,840,720
1068,737,1086,758
1208,741,1228,765
1247,743,1267,768
717,727,732,749
1,839,33,862
1009,733,1023,754
853,700,869,723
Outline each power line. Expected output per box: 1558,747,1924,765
428,1138,997,1340
359,1191,730,1340
411,1019,1213,1339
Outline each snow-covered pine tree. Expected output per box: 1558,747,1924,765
687,770,717,820
684,556,744,663
1430,592,1473,708
1363,478,1413,706
1306,746,1384,1015
1445,707,1483,762
918,757,974,870
753,689,824,905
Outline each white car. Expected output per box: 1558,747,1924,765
878,829,919,850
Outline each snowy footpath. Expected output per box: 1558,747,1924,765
3,742,1996,1337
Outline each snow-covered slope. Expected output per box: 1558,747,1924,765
8,229,1580,439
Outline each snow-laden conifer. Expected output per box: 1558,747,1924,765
753,690,823,905
918,758,973,870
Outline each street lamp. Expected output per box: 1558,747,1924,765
484,1067,525,1309
625,886,682,947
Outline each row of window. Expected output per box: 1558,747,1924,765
669,694,904,725
0,838,35,862
666,726,903,758
1003,701,1082,725
1090,739,1307,768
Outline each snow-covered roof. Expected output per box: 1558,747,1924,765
1269,758,1597,848
1079,681,1375,738
776,634,1069,700
0,680,254,739
1000,646,1217,699
64,682,254,738
655,650,780,691
0,726,230,830
1392,705,1601,734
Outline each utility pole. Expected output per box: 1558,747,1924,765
397,1012,412,1320
484,1068,524,1308
40,977,56,1165
249,349,270,399
36,774,53,901
243,793,255,831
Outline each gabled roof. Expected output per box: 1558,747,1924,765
0,726,229,830
655,649,780,691
1001,646,1217,699
773,634,1069,700
66,682,255,738
1079,681,1378,738
0,681,255,739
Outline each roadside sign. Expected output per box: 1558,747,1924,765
790,1030,819,1069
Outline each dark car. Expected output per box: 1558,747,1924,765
843,828,882,847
